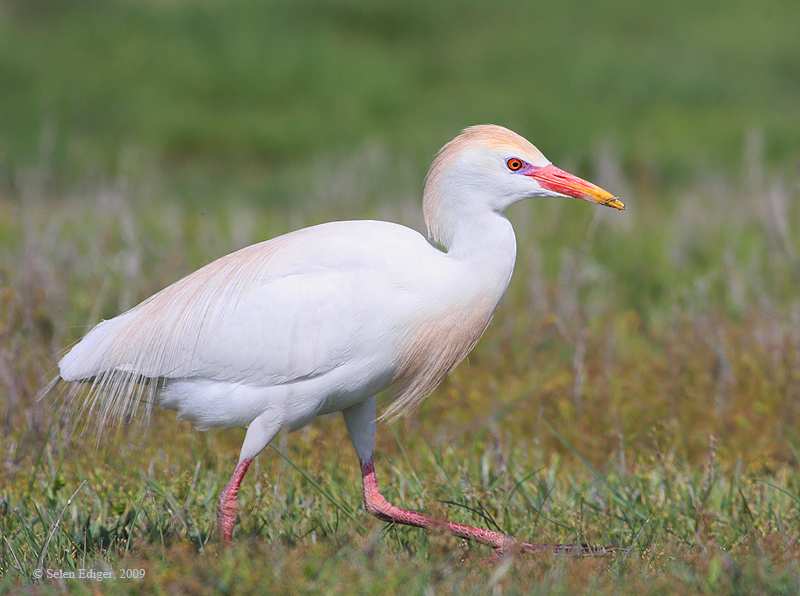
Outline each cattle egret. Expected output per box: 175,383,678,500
56,125,625,555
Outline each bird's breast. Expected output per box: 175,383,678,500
380,292,497,420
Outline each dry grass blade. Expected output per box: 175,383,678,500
35,480,86,571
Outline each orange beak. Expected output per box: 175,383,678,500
527,164,626,210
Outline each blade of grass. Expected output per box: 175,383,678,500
36,480,86,571
25,405,60,499
270,445,363,529
518,480,573,531
387,424,424,491
760,480,800,506
0,528,24,576
544,419,637,514
437,499,504,533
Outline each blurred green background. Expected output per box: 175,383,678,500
1,0,799,199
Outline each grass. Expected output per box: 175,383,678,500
2,141,800,593
2,0,800,593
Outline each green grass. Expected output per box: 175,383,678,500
2,0,800,593
2,144,800,593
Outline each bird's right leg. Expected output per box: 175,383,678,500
342,398,516,549
343,397,612,557
217,412,281,544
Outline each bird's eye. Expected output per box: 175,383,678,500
506,158,524,172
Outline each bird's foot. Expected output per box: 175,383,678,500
502,540,622,558
359,455,621,559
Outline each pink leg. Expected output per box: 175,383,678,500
217,458,252,544
360,457,610,556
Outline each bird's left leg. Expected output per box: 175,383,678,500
217,412,281,543
342,397,607,556
218,458,252,544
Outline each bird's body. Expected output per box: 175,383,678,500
61,218,507,434
56,125,624,553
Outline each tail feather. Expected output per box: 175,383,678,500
53,232,291,434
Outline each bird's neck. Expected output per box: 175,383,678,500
439,209,518,292
423,177,518,291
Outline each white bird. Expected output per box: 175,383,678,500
56,125,625,554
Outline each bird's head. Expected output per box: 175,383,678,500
423,125,625,247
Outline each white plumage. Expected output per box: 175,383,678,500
56,125,624,552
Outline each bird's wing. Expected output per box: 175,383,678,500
59,221,433,387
